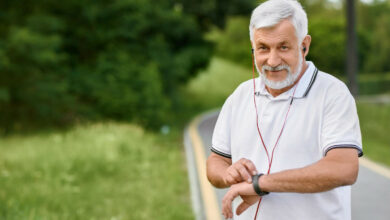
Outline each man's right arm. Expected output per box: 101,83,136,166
206,152,232,188
206,152,258,188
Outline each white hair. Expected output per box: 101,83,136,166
249,0,308,43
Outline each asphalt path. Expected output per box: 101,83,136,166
195,110,390,220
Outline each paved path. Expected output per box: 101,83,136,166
184,110,390,220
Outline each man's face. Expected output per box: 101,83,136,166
252,20,304,89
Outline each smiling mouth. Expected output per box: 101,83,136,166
266,70,285,74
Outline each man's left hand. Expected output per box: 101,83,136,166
222,182,260,219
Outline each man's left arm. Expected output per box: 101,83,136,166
260,147,359,193
261,81,361,193
221,148,359,218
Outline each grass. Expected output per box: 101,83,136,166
187,57,390,167
0,122,193,220
356,103,390,167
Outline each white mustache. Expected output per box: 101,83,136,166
262,65,290,72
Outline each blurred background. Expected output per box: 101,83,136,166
0,0,389,219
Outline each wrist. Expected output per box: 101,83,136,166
258,174,269,192
252,173,269,196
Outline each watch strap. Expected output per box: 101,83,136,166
252,173,269,196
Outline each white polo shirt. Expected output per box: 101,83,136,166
211,61,363,220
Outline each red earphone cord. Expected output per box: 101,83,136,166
251,53,299,220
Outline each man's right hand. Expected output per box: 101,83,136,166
222,182,260,219
224,158,258,186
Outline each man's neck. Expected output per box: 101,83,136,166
266,62,308,97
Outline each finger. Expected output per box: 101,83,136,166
222,198,230,219
225,175,237,185
242,159,258,175
223,210,229,220
226,195,233,218
222,192,235,219
236,164,252,183
228,198,233,219
228,167,243,183
222,193,229,218
223,209,228,219
236,201,251,216
223,204,228,219
229,190,240,218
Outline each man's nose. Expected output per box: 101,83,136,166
266,50,282,67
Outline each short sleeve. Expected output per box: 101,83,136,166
210,95,233,158
321,84,363,157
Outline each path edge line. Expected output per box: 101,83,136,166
360,157,390,179
188,115,221,220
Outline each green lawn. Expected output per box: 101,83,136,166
188,57,390,167
356,103,390,166
0,123,193,220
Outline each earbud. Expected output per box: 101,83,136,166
251,48,254,54
303,47,306,53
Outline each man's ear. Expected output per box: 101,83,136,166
301,35,311,56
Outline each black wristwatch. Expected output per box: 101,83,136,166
252,173,269,196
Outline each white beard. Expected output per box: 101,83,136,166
256,52,303,90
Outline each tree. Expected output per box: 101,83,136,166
174,0,255,31
346,0,359,96
358,0,390,73
0,0,212,130
207,16,252,67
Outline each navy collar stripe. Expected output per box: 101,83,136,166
302,68,319,97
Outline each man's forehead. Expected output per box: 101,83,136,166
254,35,292,45
254,32,296,46
253,20,297,44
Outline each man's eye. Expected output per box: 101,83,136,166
281,46,288,50
258,46,267,51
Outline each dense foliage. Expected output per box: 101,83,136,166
0,0,254,131
1,0,387,131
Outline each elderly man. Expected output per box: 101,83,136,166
206,0,363,219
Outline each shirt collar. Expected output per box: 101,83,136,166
256,61,318,100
